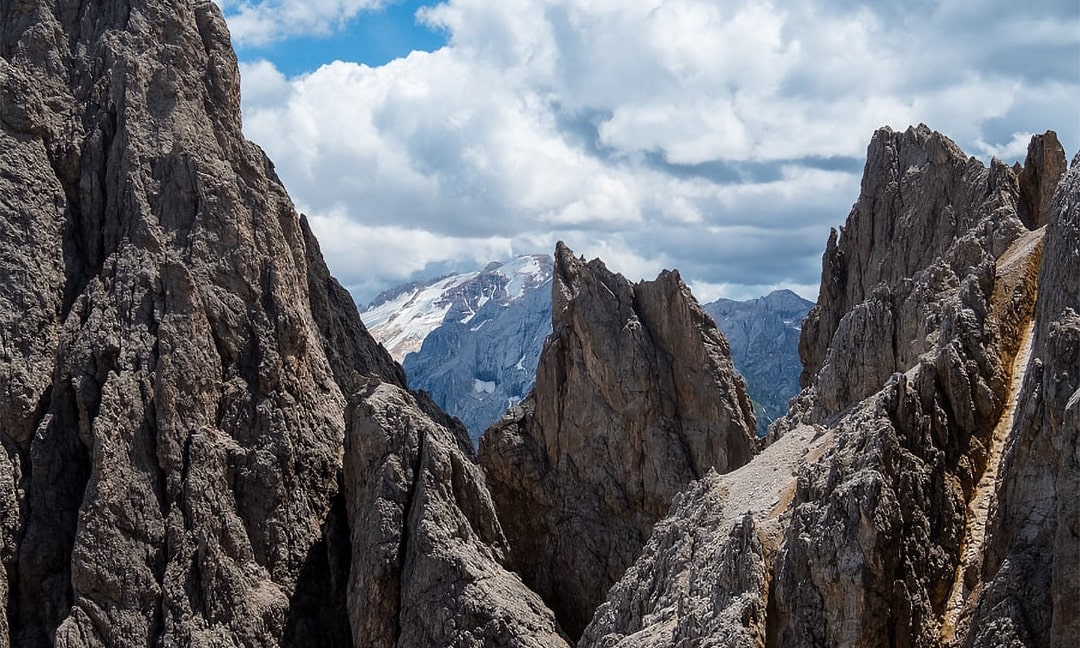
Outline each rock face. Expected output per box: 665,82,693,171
1016,131,1067,230
480,243,757,639
0,2,562,646
965,152,1079,647
703,290,813,435
580,126,1076,647
345,382,567,648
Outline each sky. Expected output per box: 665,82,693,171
215,0,1080,306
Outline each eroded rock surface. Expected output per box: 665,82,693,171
480,243,757,638
965,152,1080,647
346,382,568,648
581,126,1075,647
0,1,561,646
1017,131,1067,230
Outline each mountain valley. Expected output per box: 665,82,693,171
0,2,1076,646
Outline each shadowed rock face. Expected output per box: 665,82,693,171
480,242,757,639
0,2,565,646
1017,132,1067,230
345,382,567,648
580,126,1076,647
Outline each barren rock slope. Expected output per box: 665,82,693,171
0,2,563,646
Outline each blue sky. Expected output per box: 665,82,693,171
229,1,447,74
217,0,1080,305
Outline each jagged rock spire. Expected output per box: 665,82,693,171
480,242,756,638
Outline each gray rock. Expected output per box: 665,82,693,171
581,126,1075,647
964,152,1079,647
0,1,560,646
1016,131,1067,230
345,381,568,648
480,242,757,639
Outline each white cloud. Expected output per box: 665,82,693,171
232,0,1080,303
219,0,387,45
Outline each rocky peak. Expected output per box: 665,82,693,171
582,127,1076,647
479,242,756,638
1017,130,1067,230
798,124,1026,415
0,1,563,646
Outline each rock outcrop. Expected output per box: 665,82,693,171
964,152,1079,647
580,126,1076,647
0,2,562,646
703,290,813,435
1016,131,1067,230
480,243,757,638
345,382,567,648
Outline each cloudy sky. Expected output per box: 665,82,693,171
216,0,1079,305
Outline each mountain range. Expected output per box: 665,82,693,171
0,2,1075,646
363,264,812,439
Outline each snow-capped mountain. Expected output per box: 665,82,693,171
362,255,551,361
363,256,812,442
702,289,814,435
361,255,554,440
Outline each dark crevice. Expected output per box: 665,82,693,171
13,378,92,646
394,427,427,643
179,432,194,531
283,478,352,647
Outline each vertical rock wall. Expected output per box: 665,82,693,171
480,242,756,638
0,2,563,646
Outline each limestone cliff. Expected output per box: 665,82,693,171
964,152,1079,647
0,2,562,646
479,242,757,638
580,126,1076,647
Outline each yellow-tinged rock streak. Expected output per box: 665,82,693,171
941,317,1037,642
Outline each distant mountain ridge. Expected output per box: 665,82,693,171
363,259,812,441
361,255,554,439
361,255,552,361
703,289,813,434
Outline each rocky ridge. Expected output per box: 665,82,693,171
1,1,1075,645
479,242,757,639
579,126,1076,647
0,2,563,646
369,262,809,442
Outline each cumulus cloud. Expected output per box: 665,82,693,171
232,0,1080,303
217,0,387,45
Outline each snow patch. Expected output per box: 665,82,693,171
474,379,496,394
494,255,548,300
362,271,479,361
